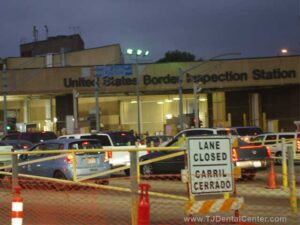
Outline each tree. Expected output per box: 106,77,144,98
157,50,196,63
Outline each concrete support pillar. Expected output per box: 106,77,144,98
212,92,226,127
23,99,29,124
250,93,261,127
44,98,53,131
45,99,52,121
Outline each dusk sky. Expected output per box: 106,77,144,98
0,0,299,62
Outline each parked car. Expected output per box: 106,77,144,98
58,131,148,174
0,140,33,151
159,128,239,148
0,141,33,178
229,126,264,142
2,131,57,144
18,139,111,181
140,128,271,180
251,132,300,164
172,128,238,139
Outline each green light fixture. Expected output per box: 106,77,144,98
126,48,134,55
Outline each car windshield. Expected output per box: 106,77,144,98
20,132,57,143
236,127,263,136
107,132,136,146
69,140,102,149
217,129,238,135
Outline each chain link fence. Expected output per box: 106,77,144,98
0,141,299,225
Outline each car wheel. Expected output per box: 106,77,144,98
141,163,154,177
0,172,5,179
53,171,69,191
124,169,130,176
275,152,282,165
54,171,67,180
95,179,109,185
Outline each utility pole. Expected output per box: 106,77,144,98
2,62,8,135
178,68,184,131
95,75,100,132
72,89,79,133
193,82,202,128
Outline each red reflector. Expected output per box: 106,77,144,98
232,148,238,161
82,141,89,145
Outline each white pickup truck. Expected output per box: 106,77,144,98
251,132,300,164
0,145,13,178
58,131,148,174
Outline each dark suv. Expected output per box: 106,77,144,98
2,131,57,143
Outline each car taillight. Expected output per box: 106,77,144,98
66,154,74,164
266,146,272,158
232,148,238,161
297,140,300,153
22,145,29,150
104,151,112,162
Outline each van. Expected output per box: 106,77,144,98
252,132,300,164
58,132,147,172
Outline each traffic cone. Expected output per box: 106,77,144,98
11,186,23,225
137,183,151,225
266,159,278,189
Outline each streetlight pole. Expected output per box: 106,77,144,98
178,52,241,131
2,62,8,135
94,76,100,132
126,48,149,140
193,82,202,128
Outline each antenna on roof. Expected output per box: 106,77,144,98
44,25,49,39
33,26,38,41
68,25,81,35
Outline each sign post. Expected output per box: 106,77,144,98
94,64,132,132
187,136,233,195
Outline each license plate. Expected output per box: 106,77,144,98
253,161,262,168
87,157,96,164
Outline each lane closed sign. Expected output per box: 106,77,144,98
187,136,233,195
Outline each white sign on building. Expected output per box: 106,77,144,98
187,136,233,195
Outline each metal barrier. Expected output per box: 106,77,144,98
0,142,299,225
